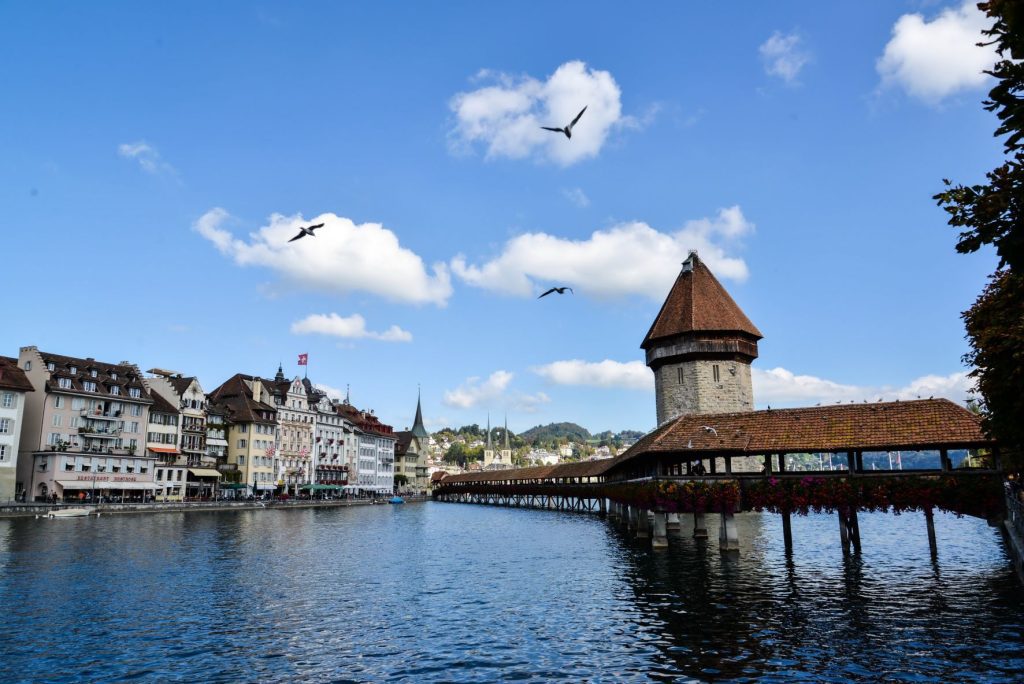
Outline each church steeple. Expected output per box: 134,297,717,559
503,415,509,448
486,413,492,449
411,386,429,439
274,363,286,383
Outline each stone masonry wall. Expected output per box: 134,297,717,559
655,359,754,426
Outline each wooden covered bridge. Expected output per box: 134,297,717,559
432,398,1003,554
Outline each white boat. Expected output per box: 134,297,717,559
47,508,92,518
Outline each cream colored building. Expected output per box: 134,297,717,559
271,367,314,495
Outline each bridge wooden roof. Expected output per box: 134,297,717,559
612,398,991,464
434,399,993,486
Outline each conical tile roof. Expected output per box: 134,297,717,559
642,252,762,349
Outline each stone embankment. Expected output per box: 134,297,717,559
0,496,428,518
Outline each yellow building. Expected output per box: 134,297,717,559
207,374,279,497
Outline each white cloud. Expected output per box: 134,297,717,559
313,383,346,402
118,141,176,175
194,208,452,306
760,31,811,84
877,1,997,103
442,370,550,413
562,187,590,208
443,371,513,409
451,206,753,299
290,313,412,343
449,60,630,166
752,367,975,406
533,359,653,390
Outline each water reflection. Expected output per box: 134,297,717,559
0,505,1021,682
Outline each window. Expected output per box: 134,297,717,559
130,404,141,417
65,460,74,471
110,386,120,396
125,465,133,473
51,414,62,427
83,381,97,392
129,387,140,398
110,372,117,380
713,365,720,383
156,469,164,480
140,466,148,474
238,439,247,449
24,361,31,371
69,366,77,375
72,398,84,410
111,465,120,473
2,393,15,408
0,418,10,434
58,378,72,389
0,445,6,461
677,367,684,385
70,417,79,428
46,362,55,371
90,369,97,378
238,424,248,434
238,455,245,466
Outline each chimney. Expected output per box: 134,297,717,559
253,380,262,403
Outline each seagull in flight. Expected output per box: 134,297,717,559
541,106,587,139
538,286,573,299
288,223,325,243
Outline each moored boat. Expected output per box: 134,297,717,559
389,496,405,504
46,508,92,518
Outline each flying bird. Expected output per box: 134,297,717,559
541,106,587,139
287,223,325,243
538,286,573,299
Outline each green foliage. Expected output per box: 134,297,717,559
442,442,484,467
519,422,592,445
934,0,1024,463
393,473,409,486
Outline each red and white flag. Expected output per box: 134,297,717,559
297,353,308,366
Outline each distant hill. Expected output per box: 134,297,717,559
520,422,592,445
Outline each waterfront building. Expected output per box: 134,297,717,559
146,390,185,501
0,356,33,501
271,367,315,496
307,381,352,489
15,347,158,502
207,374,279,497
146,372,212,468
394,391,430,492
205,402,229,468
338,402,395,495
482,415,512,471
643,251,762,425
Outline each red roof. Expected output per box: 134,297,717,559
642,252,762,349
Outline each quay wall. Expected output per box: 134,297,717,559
0,496,427,519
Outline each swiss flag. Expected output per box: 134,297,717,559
298,353,308,366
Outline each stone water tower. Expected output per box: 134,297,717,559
642,251,762,426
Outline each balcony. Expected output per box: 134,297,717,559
78,427,120,439
80,409,120,421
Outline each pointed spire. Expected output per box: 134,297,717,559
486,413,492,449
411,386,429,438
274,363,285,383
503,414,509,448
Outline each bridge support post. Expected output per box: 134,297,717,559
838,509,861,554
781,511,793,553
925,507,937,557
666,512,681,531
627,506,638,532
652,512,668,548
693,513,708,539
839,510,850,554
636,509,651,539
719,512,739,552
598,498,607,517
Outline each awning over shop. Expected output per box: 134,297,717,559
56,480,158,490
300,484,342,491
188,469,222,479
255,483,276,490
148,446,179,454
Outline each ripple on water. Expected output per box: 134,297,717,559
0,506,1021,682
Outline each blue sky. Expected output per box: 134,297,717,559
0,1,1003,434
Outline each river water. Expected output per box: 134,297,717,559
0,503,1021,683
